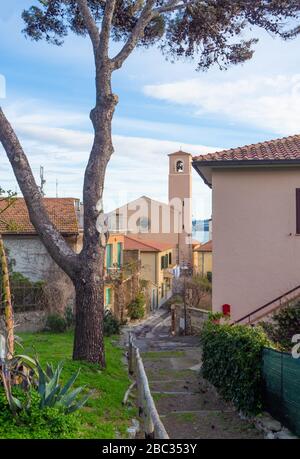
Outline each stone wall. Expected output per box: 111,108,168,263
4,235,78,282
171,303,209,335
4,236,58,282
12,310,47,333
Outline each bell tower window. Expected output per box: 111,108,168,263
176,160,184,173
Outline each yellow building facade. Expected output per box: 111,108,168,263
194,240,212,280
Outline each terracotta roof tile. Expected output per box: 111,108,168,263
193,134,300,162
0,198,79,235
195,240,212,252
124,236,174,252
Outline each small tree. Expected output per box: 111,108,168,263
1,1,300,365
0,187,17,358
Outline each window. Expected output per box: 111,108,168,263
176,160,184,173
161,254,169,270
165,254,168,267
117,242,123,267
296,189,300,234
106,244,113,268
168,252,172,265
105,287,112,307
137,216,150,233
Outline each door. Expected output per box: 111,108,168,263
151,288,158,311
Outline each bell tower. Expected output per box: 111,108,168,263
168,151,193,266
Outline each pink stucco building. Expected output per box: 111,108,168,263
193,134,300,323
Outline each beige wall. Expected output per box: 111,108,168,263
212,166,300,322
141,252,157,284
139,248,173,304
107,151,194,266
195,251,212,277
108,198,180,261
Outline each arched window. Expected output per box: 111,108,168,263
176,160,184,173
137,216,150,232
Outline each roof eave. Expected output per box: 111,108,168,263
192,162,212,188
192,158,300,188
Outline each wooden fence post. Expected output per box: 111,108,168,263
128,333,134,375
127,333,169,439
171,304,176,336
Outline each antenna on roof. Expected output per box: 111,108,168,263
39,166,46,196
56,179,58,198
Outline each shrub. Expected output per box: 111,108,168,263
0,387,80,439
45,314,67,333
260,303,300,351
42,268,75,317
64,305,75,329
104,309,121,336
127,293,145,320
200,320,271,415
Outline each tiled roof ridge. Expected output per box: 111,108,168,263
0,197,79,235
193,133,300,162
124,235,172,251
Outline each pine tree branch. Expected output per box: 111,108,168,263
111,0,157,70
155,0,190,14
76,0,100,52
111,0,194,70
98,0,117,59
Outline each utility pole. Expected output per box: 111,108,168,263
56,179,58,198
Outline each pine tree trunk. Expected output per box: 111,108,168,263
72,257,106,367
0,234,14,358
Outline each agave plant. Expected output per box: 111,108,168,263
36,360,91,414
0,333,90,415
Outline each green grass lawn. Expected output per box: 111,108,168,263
17,332,135,439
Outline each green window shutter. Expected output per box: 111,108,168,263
164,254,168,268
105,288,112,306
161,256,164,270
117,242,122,267
106,244,112,268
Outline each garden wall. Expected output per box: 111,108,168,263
14,310,47,332
171,303,209,335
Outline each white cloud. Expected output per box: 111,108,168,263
144,74,300,136
0,74,5,99
0,99,215,219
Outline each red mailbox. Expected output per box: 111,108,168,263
222,304,231,317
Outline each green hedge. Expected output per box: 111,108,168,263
200,321,271,415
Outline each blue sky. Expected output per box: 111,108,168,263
1,1,300,219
